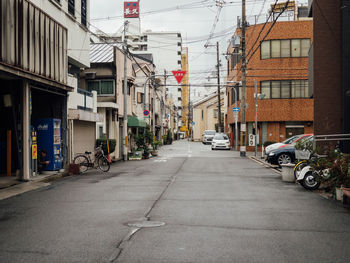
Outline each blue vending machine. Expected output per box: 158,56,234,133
33,118,62,171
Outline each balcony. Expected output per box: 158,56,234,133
68,75,102,122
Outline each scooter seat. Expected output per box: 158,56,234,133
85,151,92,155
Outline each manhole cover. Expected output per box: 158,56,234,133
127,221,165,228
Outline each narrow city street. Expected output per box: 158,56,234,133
0,140,350,263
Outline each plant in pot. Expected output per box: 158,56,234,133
151,140,162,156
328,154,350,200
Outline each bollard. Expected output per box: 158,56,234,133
261,146,265,159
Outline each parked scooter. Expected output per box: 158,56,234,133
296,165,330,190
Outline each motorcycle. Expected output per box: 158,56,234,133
296,165,330,190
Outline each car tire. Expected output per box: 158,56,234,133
277,153,292,166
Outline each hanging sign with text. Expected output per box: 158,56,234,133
124,2,139,18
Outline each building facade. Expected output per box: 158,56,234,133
308,0,350,153
192,92,224,141
226,18,314,149
0,0,91,179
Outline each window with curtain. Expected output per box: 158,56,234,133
261,41,271,59
261,80,309,99
271,81,281,98
291,39,301,57
271,40,281,58
260,39,310,59
261,81,271,99
301,39,311,57
281,40,291,57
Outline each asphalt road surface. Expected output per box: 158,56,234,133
0,140,350,263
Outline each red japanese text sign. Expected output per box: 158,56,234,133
124,2,139,18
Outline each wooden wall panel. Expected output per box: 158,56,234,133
0,0,68,85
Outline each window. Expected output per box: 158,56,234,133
301,39,311,56
177,33,181,38
231,53,241,69
137,92,144,103
281,40,290,57
271,40,280,58
214,109,218,118
68,0,75,16
87,80,114,95
291,39,301,57
178,51,181,55
281,81,290,98
271,81,281,98
261,41,270,59
201,110,204,120
81,0,87,26
261,81,271,99
177,42,181,47
260,80,309,99
261,39,311,59
178,60,182,65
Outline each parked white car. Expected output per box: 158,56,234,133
202,130,216,144
211,133,230,150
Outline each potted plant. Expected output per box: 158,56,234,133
328,154,350,201
151,140,162,156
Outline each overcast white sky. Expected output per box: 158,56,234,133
90,0,308,98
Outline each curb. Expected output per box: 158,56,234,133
249,156,282,175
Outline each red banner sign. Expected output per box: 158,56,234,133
124,2,139,18
172,71,187,84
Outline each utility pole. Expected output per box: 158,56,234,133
162,70,167,141
188,85,191,141
216,41,222,133
123,21,128,161
254,80,258,157
240,0,247,157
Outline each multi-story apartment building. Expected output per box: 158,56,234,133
226,13,313,149
308,0,350,153
0,0,90,180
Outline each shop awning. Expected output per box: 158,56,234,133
128,116,147,127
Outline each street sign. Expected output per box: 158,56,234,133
143,109,150,117
248,134,255,146
232,107,239,112
172,71,187,84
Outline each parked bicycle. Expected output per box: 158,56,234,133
73,145,110,173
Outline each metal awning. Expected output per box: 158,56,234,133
128,116,146,127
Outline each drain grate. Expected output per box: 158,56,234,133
127,220,165,228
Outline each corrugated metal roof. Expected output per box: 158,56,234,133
90,43,115,63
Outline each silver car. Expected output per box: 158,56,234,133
211,133,230,150
202,130,216,144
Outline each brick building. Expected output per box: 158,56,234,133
225,19,313,149
309,0,350,153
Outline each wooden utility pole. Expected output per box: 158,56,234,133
216,42,222,133
123,21,128,161
240,0,247,157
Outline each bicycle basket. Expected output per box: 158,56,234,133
295,150,311,160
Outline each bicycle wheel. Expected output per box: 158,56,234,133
73,155,89,173
294,160,308,180
97,156,110,172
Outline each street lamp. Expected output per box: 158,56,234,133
254,80,265,157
